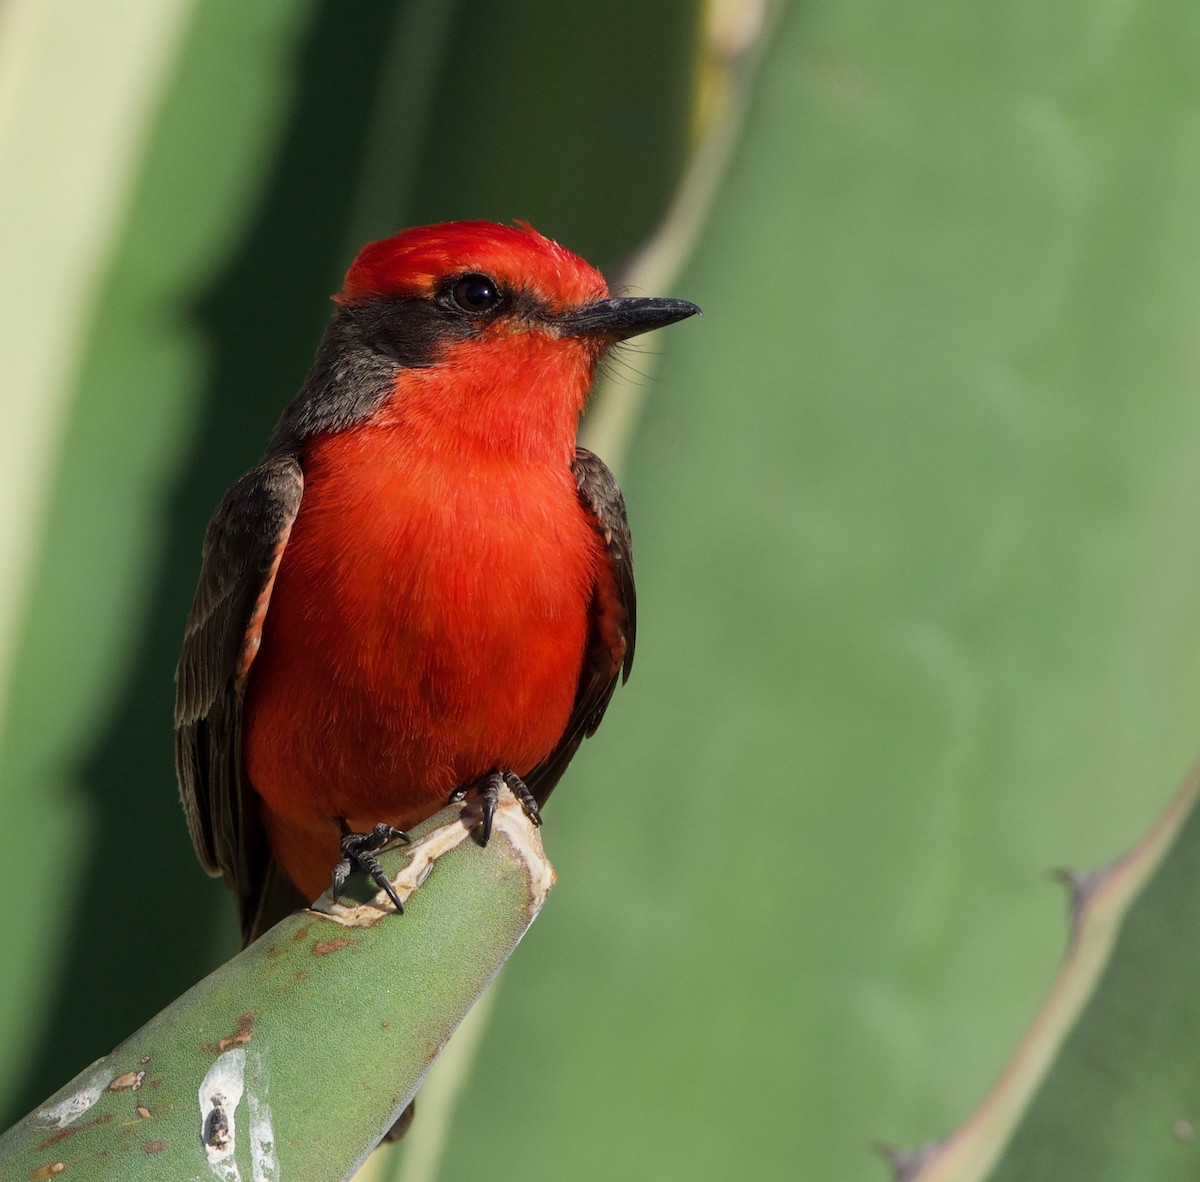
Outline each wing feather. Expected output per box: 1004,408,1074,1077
525,448,636,806
174,453,304,940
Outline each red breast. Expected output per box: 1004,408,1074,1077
243,360,603,900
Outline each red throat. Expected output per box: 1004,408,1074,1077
367,328,600,463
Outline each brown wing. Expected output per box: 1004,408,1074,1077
525,448,636,806
175,453,305,943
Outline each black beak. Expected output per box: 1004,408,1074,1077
555,296,702,341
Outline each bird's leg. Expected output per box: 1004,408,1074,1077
450,770,542,847
331,820,411,912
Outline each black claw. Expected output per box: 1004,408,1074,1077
475,772,502,847
331,820,411,913
452,771,501,846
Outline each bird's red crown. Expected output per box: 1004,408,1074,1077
338,220,608,312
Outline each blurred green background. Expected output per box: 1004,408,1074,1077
4,1,1200,1178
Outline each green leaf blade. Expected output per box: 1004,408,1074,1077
0,797,551,1181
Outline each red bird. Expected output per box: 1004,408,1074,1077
175,220,699,945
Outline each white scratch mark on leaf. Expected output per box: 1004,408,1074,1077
248,1050,279,1182
35,1065,112,1128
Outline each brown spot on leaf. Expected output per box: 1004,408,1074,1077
108,1070,144,1092
291,923,312,942
135,1105,152,1120
141,1140,169,1154
267,945,283,959
28,1163,66,1179
208,1012,255,1054
294,970,309,981
37,1114,112,1150
35,1129,74,1151
146,1076,163,1089
312,937,350,956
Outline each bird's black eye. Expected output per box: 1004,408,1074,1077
450,273,502,313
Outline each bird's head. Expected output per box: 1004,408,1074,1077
282,221,699,461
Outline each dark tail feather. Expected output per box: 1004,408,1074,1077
241,855,309,946
382,1098,417,1142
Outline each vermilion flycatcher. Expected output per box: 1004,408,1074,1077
175,220,699,944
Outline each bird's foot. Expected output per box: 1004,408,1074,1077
449,770,542,847
331,820,411,912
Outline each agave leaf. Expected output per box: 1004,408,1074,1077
0,793,551,1182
